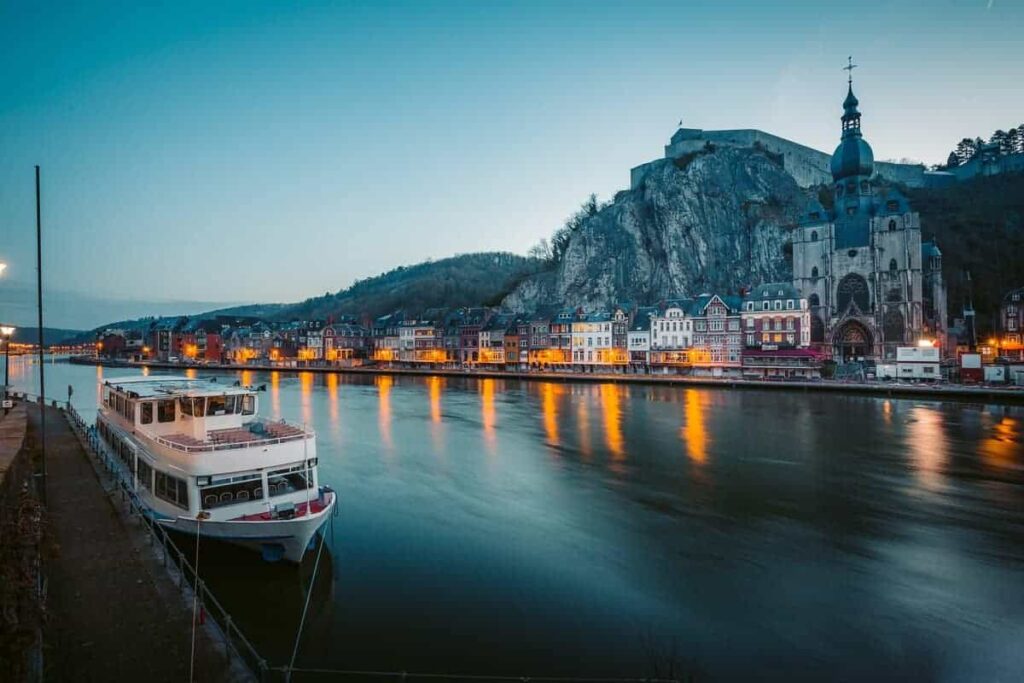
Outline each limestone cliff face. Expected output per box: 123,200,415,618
504,146,808,312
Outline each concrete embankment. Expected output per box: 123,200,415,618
73,356,1024,405
17,402,250,682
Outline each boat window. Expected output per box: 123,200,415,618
199,473,263,509
241,395,255,416
207,395,229,416
123,399,136,422
268,464,313,497
193,398,206,417
180,397,194,417
115,394,125,415
157,400,175,423
140,401,153,424
137,459,153,491
155,471,189,509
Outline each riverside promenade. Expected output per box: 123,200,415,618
27,403,246,682
74,356,1024,404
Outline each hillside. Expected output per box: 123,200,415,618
505,145,804,311
909,172,1024,331
8,327,84,346
273,252,546,321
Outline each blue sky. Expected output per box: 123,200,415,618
1,0,1021,328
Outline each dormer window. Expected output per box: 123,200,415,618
887,200,899,212
810,230,818,242
762,302,769,311
888,219,897,231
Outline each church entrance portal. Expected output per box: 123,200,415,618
833,320,873,363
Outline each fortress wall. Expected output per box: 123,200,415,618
874,161,926,187
631,128,934,190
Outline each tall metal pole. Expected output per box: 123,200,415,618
35,165,47,498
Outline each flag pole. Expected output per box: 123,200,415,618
35,165,47,502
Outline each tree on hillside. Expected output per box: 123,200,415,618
528,238,553,262
954,138,978,164
549,193,606,264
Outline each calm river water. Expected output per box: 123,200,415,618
10,357,1024,681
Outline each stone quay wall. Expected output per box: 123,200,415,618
0,403,44,683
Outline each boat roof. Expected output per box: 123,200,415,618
104,375,253,398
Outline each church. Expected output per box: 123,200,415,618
791,72,947,362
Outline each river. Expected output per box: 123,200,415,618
9,356,1024,681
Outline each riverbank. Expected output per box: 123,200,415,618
72,355,1024,404
28,402,250,682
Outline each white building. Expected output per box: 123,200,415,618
650,299,693,351
572,313,613,366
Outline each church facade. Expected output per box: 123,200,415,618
792,80,947,362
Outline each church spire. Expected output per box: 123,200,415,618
841,56,861,138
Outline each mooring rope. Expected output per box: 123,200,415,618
286,524,328,681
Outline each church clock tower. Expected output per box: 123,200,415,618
791,60,941,364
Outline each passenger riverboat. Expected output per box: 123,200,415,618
94,375,335,562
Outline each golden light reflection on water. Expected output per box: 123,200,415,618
907,406,947,491
270,371,281,417
541,383,560,447
240,370,254,388
428,376,445,456
600,384,624,459
980,415,1020,469
882,399,892,425
377,375,393,451
577,393,592,459
95,364,104,405
327,372,340,430
184,367,197,379
299,371,314,427
429,376,442,424
141,365,150,377
682,389,708,464
481,378,497,452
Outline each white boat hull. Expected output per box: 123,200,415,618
158,491,336,563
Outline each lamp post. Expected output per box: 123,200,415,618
1,325,14,412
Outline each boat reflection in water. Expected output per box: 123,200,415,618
194,534,337,664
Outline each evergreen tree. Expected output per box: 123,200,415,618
990,130,1010,155
955,138,977,164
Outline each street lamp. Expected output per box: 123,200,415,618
1,325,15,406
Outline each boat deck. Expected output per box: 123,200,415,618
150,420,309,452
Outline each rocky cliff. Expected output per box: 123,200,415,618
504,146,808,312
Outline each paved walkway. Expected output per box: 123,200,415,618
32,404,239,682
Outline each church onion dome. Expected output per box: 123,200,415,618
831,84,874,182
843,87,859,111
831,137,874,181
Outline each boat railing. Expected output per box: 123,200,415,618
141,417,314,454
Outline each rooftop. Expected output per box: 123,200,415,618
105,376,253,399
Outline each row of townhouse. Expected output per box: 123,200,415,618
97,315,372,365
366,285,819,378
96,282,820,378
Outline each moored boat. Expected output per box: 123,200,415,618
94,375,335,562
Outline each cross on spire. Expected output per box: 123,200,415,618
843,56,858,86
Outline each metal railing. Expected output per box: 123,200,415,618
137,417,314,454
63,402,270,682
